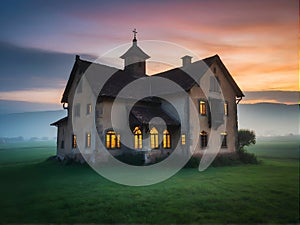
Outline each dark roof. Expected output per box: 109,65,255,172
61,54,244,103
130,106,180,126
50,116,68,126
120,42,150,60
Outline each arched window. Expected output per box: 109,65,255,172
163,129,171,149
106,130,121,149
133,127,142,149
150,127,159,149
200,131,208,148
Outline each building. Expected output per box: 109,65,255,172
51,33,244,163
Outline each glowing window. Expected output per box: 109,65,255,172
163,129,171,149
150,127,159,149
133,127,142,149
86,104,92,115
72,135,77,148
86,132,91,148
224,102,228,116
200,131,208,148
106,130,120,149
181,134,186,145
199,100,207,116
221,132,227,148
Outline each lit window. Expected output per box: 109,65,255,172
224,102,228,116
221,132,227,148
133,127,142,149
106,130,121,149
163,129,171,149
74,104,80,117
86,132,91,148
150,127,159,149
86,104,92,115
200,131,208,148
199,100,207,116
72,135,77,148
181,134,186,145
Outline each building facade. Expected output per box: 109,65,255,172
51,35,244,163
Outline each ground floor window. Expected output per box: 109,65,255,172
181,134,186,145
106,130,121,149
221,132,227,148
163,129,171,149
72,135,77,148
86,132,91,148
200,131,208,148
133,127,142,149
61,140,64,149
150,127,159,149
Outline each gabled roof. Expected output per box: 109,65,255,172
120,42,150,60
61,54,244,103
50,116,68,126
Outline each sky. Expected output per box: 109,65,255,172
0,0,298,112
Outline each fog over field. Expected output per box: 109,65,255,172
0,101,298,139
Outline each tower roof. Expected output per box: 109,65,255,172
120,29,150,60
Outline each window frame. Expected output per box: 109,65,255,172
199,100,207,116
221,132,228,148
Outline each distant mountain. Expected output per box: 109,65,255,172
238,103,298,136
0,110,66,139
0,103,297,139
0,100,61,114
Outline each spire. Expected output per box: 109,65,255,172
133,28,137,43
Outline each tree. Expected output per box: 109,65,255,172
238,129,256,150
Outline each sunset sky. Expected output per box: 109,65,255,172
0,0,298,111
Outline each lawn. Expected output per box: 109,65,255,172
0,138,298,224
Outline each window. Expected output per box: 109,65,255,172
86,132,91,148
96,102,103,117
221,132,227,148
181,134,186,145
61,140,64,149
213,67,217,74
74,104,80,117
86,104,92,115
224,102,228,116
163,129,171,149
150,127,159,149
200,131,208,148
133,127,142,149
106,130,121,149
199,100,207,116
210,76,220,92
72,135,77,148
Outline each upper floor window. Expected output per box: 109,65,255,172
74,104,80,117
199,100,207,116
86,104,92,115
224,102,228,116
210,76,220,92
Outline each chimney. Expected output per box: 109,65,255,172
181,55,192,67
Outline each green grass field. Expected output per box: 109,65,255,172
0,137,298,224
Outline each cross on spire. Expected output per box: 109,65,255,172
133,28,137,41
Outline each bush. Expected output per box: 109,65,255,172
237,148,259,164
115,153,145,166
